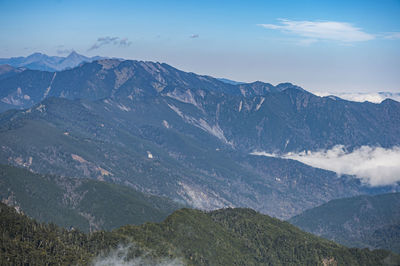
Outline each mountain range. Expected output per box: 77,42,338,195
1,54,400,264
1,59,399,150
0,58,399,221
0,51,107,72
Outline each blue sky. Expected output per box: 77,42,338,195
0,0,399,92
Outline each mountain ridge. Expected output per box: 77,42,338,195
1,201,399,265
0,58,305,112
289,193,400,253
0,51,108,72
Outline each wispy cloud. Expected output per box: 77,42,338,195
190,34,199,39
119,38,132,46
259,19,375,44
313,91,400,103
56,48,74,55
251,145,400,187
88,36,132,51
384,32,400,40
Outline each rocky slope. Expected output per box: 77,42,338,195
1,59,399,219
1,96,396,219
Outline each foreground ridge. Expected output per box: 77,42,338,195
1,202,399,265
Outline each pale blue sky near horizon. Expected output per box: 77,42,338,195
0,0,399,93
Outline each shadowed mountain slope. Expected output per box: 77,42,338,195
289,193,400,253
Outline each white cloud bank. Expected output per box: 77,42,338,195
251,145,400,186
259,19,375,43
313,92,400,103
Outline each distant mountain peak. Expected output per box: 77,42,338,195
0,52,106,72
26,52,48,60
66,51,80,57
29,52,46,56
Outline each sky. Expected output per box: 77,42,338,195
0,0,400,93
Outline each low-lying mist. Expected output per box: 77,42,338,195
313,91,400,103
91,245,184,266
251,145,400,186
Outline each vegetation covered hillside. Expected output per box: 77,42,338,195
289,193,400,253
0,164,183,232
1,202,399,265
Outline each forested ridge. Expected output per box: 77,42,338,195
1,203,399,265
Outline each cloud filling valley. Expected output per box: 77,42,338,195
252,145,400,186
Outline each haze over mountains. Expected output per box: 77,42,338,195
1,52,399,104
0,52,107,72
313,91,400,104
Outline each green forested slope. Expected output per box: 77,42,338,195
0,164,183,232
289,193,400,253
1,203,399,265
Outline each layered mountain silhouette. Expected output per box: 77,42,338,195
0,51,106,72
